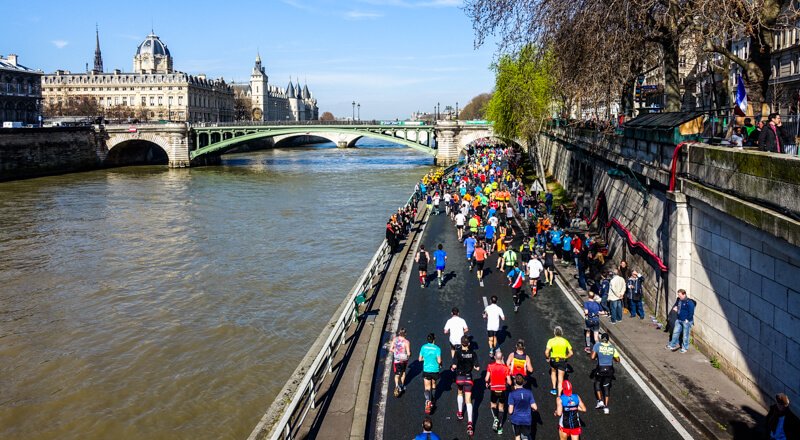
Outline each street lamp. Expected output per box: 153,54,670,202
352,101,356,123
437,102,440,120
357,103,360,121
456,101,459,120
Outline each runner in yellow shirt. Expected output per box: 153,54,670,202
545,326,573,396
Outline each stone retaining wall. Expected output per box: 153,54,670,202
536,131,800,412
0,127,101,181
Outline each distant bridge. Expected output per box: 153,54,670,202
98,121,497,167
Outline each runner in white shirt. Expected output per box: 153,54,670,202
444,307,469,358
483,295,505,357
444,192,452,217
527,255,544,298
433,194,441,215
488,215,499,228
455,212,467,241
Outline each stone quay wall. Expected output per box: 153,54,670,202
0,127,102,181
536,130,800,412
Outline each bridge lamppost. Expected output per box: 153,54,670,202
456,102,459,120
437,102,440,121
357,103,360,121
352,101,356,124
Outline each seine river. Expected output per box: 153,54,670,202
0,140,431,439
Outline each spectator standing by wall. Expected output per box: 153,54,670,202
666,289,696,353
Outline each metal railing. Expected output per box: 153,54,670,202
249,189,421,440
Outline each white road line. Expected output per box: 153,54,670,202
482,296,488,308
554,276,694,440
374,209,431,440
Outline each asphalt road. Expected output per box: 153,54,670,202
380,208,685,439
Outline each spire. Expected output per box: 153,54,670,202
93,24,103,73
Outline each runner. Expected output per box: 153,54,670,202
485,350,512,434
526,254,544,298
390,328,411,397
591,333,620,414
433,192,441,215
415,244,431,289
451,335,480,436
555,380,586,440
499,246,518,273
473,242,488,286
543,243,556,286
455,210,466,241
443,191,452,216
508,374,538,440
433,243,447,289
507,339,534,379
464,234,477,271
483,295,504,355
545,326,574,396
583,291,602,353
414,416,441,440
506,264,526,313
444,307,469,358
419,333,442,415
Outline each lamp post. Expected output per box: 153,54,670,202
352,101,356,123
357,103,360,121
437,102,440,120
456,101,459,120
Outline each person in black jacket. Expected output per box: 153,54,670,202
766,393,799,439
758,113,791,153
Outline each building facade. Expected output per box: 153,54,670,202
41,31,234,123
232,54,318,121
0,54,42,125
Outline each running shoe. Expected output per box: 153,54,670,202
492,417,499,431
421,284,425,288
496,426,503,435
394,387,400,398
457,411,464,420
514,305,519,313
550,388,557,396
425,400,432,414
595,400,605,409
603,407,610,414
584,347,592,354
467,422,474,436
680,348,688,353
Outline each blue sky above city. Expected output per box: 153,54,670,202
1,0,499,120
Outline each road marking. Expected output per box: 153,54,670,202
374,208,431,440
482,296,488,307
553,276,694,440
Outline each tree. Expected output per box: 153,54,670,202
234,95,252,121
485,46,555,140
320,111,335,121
459,93,492,120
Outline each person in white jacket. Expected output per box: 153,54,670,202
608,269,626,324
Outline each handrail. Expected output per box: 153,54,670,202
250,186,422,440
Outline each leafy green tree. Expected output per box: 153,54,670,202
486,46,555,141
459,93,492,120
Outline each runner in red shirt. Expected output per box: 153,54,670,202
485,350,512,434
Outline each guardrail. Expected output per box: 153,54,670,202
249,189,421,440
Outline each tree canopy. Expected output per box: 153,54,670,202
459,93,492,120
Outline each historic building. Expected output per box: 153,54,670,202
0,54,42,125
41,30,234,123
232,54,318,121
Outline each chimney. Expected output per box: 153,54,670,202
7,54,18,66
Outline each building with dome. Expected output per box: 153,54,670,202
41,30,234,123
232,54,318,121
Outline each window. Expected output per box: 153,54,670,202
150,96,155,106
168,96,173,106
178,96,183,106
158,96,163,106
141,96,146,106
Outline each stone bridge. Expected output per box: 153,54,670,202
99,121,497,167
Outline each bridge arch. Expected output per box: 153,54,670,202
105,137,170,166
190,127,436,160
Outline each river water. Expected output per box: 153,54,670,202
0,140,431,440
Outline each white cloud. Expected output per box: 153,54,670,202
344,10,384,20
51,40,69,49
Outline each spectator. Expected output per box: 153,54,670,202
743,118,756,138
766,393,799,440
626,270,645,319
758,113,787,153
748,120,763,147
730,127,744,148
666,289,696,353
608,269,626,324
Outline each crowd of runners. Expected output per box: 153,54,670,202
394,142,623,440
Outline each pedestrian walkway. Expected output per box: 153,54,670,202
555,252,769,439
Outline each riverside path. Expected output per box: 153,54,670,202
377,190,693,439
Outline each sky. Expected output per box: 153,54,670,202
1,0,499,120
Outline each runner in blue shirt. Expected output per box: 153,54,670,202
484,224,496,253
433,243,447,288
464,234,477,271
413,416,441,440
419,333,442,415
508,374,538,438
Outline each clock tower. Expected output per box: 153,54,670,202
249,53,268,121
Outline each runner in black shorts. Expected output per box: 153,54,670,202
415,245,431,288
544,243,556,286
452,336,480,436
